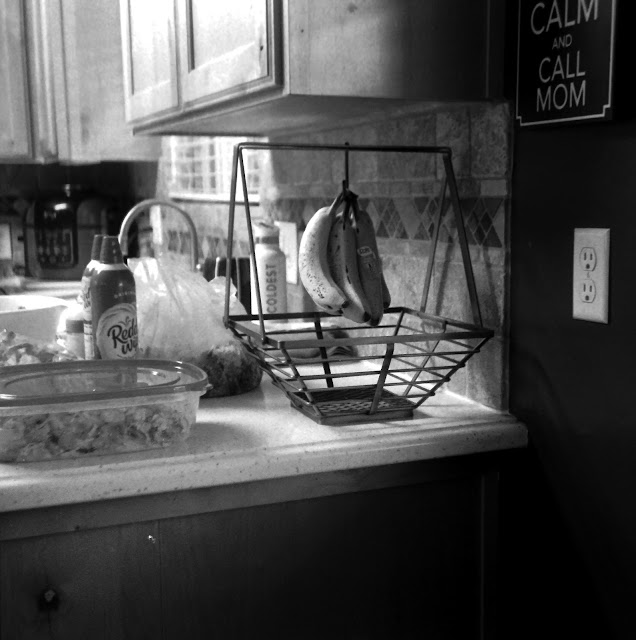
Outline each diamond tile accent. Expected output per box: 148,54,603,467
359,198,380,227
413,196,432,240
212,236,225,256
427,197,454,243
258,195,505,247
492,199,506,246
185,232,195,255
378,199,408,239
200,234,212,259
464,198,502,248
373,198,390,238
394,197,420,238
167,230,179,253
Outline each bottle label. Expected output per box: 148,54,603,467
84,321,94,359
250,246,287,315
264,262,280,313
94,303,138,359
80,274,92,316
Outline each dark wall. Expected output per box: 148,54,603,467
507,2,636,637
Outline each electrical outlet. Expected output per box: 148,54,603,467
573,228,609,323
579,246,597,271
579,279,596,303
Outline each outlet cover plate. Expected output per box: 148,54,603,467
573,228,610,323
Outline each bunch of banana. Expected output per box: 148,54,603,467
299,186,391,326
298,192,348,315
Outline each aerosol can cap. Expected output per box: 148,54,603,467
99,236,124,264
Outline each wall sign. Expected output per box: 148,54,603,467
516,0,617,127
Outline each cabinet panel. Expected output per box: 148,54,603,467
120,0,179,123
159,478,484,639
0,0,31,159
50,0,160,162
1,0,161,163
24,0,57,161
0,522,162,640
288,0,497,100
177,0,281,108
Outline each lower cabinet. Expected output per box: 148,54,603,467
0,523,162,640
0,456,508,639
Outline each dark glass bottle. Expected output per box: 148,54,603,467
89,236,138,360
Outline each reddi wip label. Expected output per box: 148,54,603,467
81,275,92,312
94,303,138,359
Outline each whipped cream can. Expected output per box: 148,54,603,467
89,236,138,360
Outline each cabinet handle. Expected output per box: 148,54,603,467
38,587,60,611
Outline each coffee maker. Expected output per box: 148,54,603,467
24,185,112,280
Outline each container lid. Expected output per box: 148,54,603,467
0,359,209,408
253,222,279,239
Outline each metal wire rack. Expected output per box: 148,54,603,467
223,142,494,425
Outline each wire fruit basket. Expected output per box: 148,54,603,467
224,142,494,425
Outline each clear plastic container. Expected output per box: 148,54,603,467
0,359,209,462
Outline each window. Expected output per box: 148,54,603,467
167,136,262,202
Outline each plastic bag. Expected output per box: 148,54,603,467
132,257,261,397
133,257,241,359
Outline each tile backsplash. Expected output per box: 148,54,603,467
153,102,511,410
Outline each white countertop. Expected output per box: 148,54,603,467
0,277,82,301
21,278,82,301
0,376,526,514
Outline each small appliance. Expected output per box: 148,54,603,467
24,184,113,280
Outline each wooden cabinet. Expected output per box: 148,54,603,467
119,0,179,123
0,456,507,639
1,523,162,640
0,0,160,163
176,0,280,108
158,475,487,639
121,0,505,137
121,0,281,130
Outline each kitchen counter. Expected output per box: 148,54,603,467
20,278,82,301
0,377,526,639
0,376,526,513
0,277,82,301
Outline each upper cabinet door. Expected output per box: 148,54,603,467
177,0,282,108
49,0,160,162
0,0,31,159
120,0,180,123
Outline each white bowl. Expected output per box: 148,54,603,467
0,295,69,343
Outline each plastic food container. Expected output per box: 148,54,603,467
0,295,68,343
0,359,209,462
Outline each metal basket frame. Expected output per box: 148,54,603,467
223,142,494,425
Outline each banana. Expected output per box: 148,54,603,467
327,209,370,324
351,203,385,326
300,186,389,325
380,269,392,310
298,194,348,314
314,300,343,316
